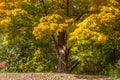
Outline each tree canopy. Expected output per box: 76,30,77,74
0,0,120,75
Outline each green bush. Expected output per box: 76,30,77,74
109,60,120,79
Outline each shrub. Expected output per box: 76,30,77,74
109,60,120,79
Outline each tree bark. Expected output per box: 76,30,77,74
51,0,70,73
58,47,68,73
51,31,68,73
57,31,68,73
66,0,69,16
57,0,70,72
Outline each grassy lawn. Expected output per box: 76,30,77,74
0,73,112,80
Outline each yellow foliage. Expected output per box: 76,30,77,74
68,0,120,44
0,18,12,33
88,4,99,12
33,14,74,39
110,0,119,5
8,9,28,16
65,18,74,23
97,34,108,42
50,23,58,30
99,12,116,23
0,18,12,25
2,35,9,46
0,2,6,9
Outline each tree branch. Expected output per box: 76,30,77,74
66,0,69,16
69,60,80,72
75,6,88,22
75,12,84,22
41,0,47,15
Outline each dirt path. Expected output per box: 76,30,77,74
0,73,112,80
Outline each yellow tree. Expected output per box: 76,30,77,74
33,0,120,73
0,0,44,71
0,0,120,73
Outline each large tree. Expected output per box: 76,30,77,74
32,0,120,73
0,0,120,73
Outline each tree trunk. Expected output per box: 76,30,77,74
50,0,70,73
58,47,68,73
57,31,68,73
51,0,70,73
